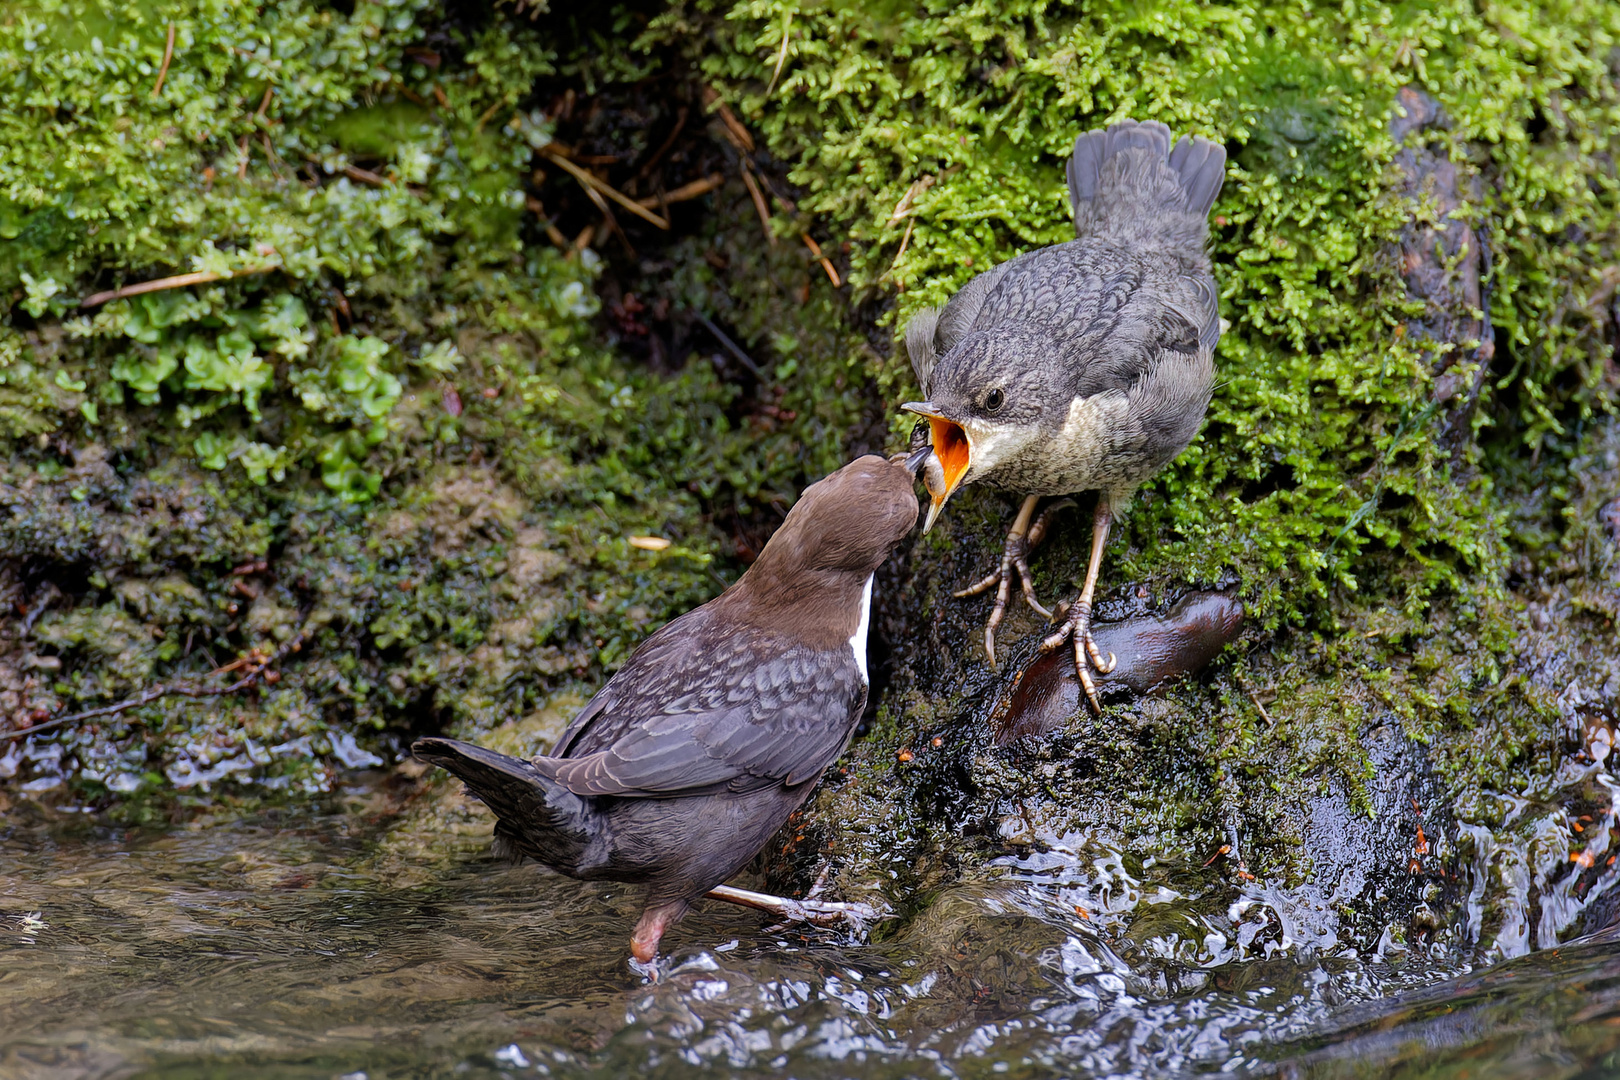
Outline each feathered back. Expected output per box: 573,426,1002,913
1067,120,1226,250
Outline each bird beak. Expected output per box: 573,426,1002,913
901,401,972,534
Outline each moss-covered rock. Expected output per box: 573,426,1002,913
2,0,1618,971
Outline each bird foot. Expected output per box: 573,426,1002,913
1039,599,1117,713
956,498,1074,667
707,883,883,933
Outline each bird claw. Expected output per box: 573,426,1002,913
707,883,884,936
1039,600,1112,713
957,499,1072,666
768,897,883,931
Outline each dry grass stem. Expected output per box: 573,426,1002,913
763,13,794,99
740,166,774,246
151,23,175,98
81,265,277,309
637,173,723,209
889,175,936,224
343,164,387,186
714,101,755,152
801,233,841,286
545,151,669,229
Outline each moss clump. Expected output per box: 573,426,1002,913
655,0,1620,802
668,0,1618,613
0,2,875,811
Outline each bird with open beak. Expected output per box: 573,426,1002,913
903,119,1226,711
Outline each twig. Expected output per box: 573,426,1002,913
635,105,688,181
888,175,936,224
151,23,176,98
692,311,764,378
254,84,274,121
342,164,388,187
474,98,506,132
740,166,774,247
525,197,570,249
1,632,306,743
80,265,277,309
711,96,756,153
763,12,794,99
636,173,723,210
886,217,916,278
1234,672,1276,730
576,184,635,259
237,134,250,178
543,150,669,230
801,233,841,286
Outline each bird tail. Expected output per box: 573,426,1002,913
1066,120,1226,249
412,737,600,871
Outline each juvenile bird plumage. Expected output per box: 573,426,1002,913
903,119,1226,709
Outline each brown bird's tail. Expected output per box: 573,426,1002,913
411,737,601,872
1066,119,1226,250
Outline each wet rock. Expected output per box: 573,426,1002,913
990,592,1245,746
1390,84,1493,426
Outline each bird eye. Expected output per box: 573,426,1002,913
985,388,1005,412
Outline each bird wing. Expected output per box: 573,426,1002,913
959,242,1220,399
541,618,866,798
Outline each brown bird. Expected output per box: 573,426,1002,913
903,119,1226,710
413,454,919,963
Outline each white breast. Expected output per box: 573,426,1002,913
849,574,874,684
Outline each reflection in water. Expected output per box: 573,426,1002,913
1,787,1618,1080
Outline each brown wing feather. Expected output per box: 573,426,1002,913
540,617,865,798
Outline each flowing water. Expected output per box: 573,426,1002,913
3,776,1619,1080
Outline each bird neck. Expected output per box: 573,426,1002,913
722,560,873,650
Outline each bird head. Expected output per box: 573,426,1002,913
752,455,920,580
902,327,1059,532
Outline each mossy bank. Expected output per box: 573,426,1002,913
2,0,1619,961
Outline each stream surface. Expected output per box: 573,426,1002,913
3,781,1618,1080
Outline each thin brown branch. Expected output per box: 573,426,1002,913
254,84,274,121
543,150,669,230
577,184,635,259
885,217,916,280
889,175,937,225
740,166,774,247
81,265,277,309
706,90,756,153
1,632,307,744
151,23,176,98
636,173,723,210
343,164,388,187
636,105,688,181
801,233,841,287
474,98,506,132
526,197,570,249
763,13,794,99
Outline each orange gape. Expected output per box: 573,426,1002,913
929,416,971,495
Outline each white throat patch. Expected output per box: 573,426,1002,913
850,575,874,684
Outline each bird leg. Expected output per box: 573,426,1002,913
956,495,1075,666
705,883,881,931
1040,495,1118,713
631,899,690,964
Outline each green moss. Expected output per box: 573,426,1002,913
649,0,1619,812
0,1,876,803
668,0,1617,616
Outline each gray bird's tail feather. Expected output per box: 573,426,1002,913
1066,119,1226,248
412,736,599,870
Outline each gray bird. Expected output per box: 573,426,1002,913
902,119,1226,711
